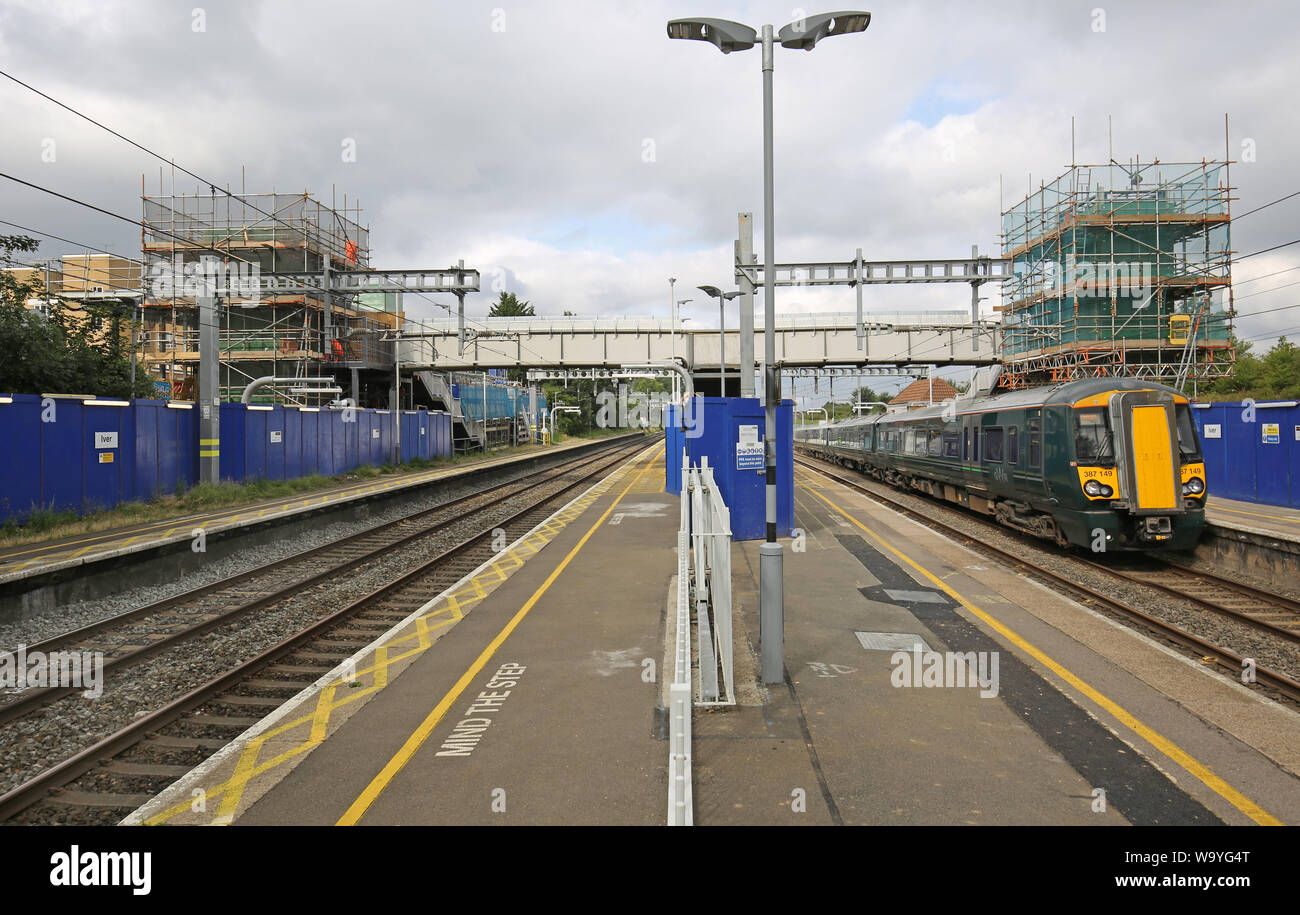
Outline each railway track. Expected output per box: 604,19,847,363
0,436,657,824
795,453,1300,705
1076,557,1300,644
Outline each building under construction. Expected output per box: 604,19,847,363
998,158,1234,391
138,191,400,405
134,188,538,449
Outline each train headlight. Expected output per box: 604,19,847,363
1099,484,1113,497
1084,479,1103,497
1183,476,1205,495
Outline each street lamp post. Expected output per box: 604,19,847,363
674,298,692,401
698,285,741,396
668,277,677,402
668,10,872,684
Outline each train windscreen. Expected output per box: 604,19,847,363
1175,404,1202,461
1073,408,1115,463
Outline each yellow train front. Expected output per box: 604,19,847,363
795,378,1206,551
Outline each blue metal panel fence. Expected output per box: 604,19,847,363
0,396,455,523
1191,400,1300,507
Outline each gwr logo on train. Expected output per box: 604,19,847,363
795,377,1207,551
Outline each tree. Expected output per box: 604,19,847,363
489,291,535,317
1202,334,1300,401
0,234,154,398
1262,337,1300,399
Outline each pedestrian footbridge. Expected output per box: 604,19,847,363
397,311,1002,371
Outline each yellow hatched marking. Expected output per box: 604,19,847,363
143,444,660,825
216,737,267,823
807,478,1283,827
310,685,338,743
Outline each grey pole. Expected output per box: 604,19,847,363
718,294,726,396
759,22,784,685
456,258,466,356
970,244,980,354
668,276,677,400
393,327,402,465
855,247,865,352
737,214,756,398
529,384,538,443
198,292,220,485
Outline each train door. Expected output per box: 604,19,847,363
1108,391,1180,513
1025,408,1047,497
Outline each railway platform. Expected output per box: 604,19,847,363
123,445,1300,826
1205,495,1300,543
0,435,634,606
1199,495,1300,578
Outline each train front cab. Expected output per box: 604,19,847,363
1062,388,1206,551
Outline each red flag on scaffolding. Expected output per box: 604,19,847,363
345,239,358,263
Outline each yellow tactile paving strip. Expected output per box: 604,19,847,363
122,441,666,826
0,438,624,582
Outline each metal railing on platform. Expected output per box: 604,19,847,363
687,456,734,705
668,453,737,825
668,499,693,827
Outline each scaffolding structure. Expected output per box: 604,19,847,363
139,191,400,404
998,158,1234,390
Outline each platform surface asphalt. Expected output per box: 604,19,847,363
0,437,617,585
126,448,1300,826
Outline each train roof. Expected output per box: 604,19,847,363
819,377,1186,428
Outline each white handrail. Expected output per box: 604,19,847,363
668,451,693,826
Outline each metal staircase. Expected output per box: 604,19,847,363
415,370,484,451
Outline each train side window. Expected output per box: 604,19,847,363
1007,426,1019,466
973,426,979,463
984,426,1004,463
942,431,960,459
928,428,943,457
1028,416,1042,468
963,428,970,462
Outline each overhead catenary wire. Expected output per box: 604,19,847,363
1234,189,1300,221
0,68,360,260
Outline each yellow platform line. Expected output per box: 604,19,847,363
139,443,660,825
806,480,1283,827
335,445,662,826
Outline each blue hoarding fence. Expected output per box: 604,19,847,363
665,396,795,541
0,393,453,524
1191,400,1300,508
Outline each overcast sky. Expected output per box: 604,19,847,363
2,0,1297,399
